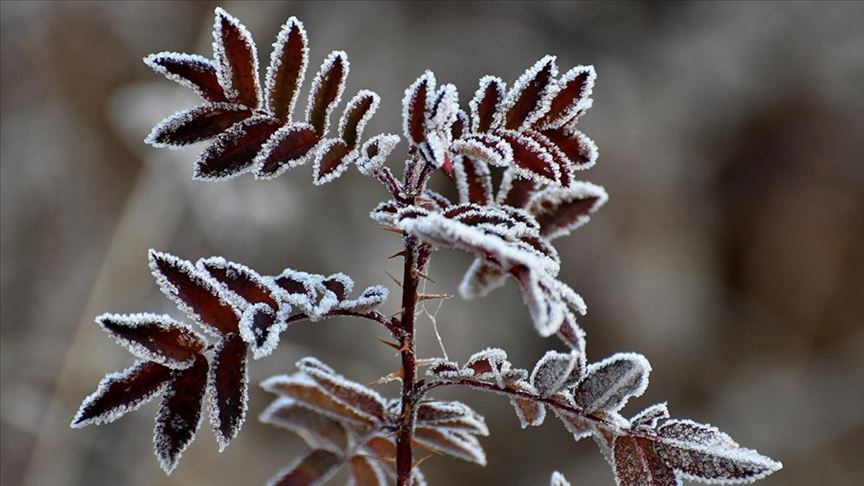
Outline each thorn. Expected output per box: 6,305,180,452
388,250,409,260
418,293,453,302
416,271,435,283
378,226,404,235
367,369,403,386
384,270,403,288
413,454,435,468
377,336,402,350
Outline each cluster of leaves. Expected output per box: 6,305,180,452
425,347,781,485
71,250,388,472
73,7,782,486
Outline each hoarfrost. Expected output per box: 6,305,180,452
550,471,572,486
265,16,309,120
305,51,350,135
207,334,249,451
212,7,261,108
530,350,581,398
95,312,204,369
356,134,400,176
71,360,172,428
252,122,320,179
469,75,506,133
501,55,558,130
145,103,251,149
571,353,651,414
153,356,208,473
143,52,227,103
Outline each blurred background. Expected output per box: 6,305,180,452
2,1,862,485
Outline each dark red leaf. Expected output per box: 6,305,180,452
270,449,342,486
349,456,387,486
97,313,204,369
260,397,350,453
71,361,172,428
213,8,260,107
146,104,252,147
209,334,248,450
144,52,227,102
297,358,386,422
149,250,240,335
195,115,281,180
254,122,320,179
504,56,557,129
266,17,308,121
403,71,434,144
497,130,558,183
339,90,379,149
542,127,598,169
528,183,607,240
453,156,493,205
306,51,349,135
313,138,352,185
261,375,374,424
239,304,281,354
154,356,208,473
470,76,505,133
322,275,350,300
451,110,468,140
614,435,677,486
523,130,573,186
536,66,595,129
497,171,537,208
197,256,279,310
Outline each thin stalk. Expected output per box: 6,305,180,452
396,235,421,486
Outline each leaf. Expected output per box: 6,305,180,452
415,401,489,436
212,8,260,107
148,250,240,336
510,391,546,429
414,427,487,465
529,182,608,240
239,303,287,359
197,256,281,310
154,356,208,473
497,130,559,184
556,310,587,354
550,471,572,486
266,16,309,121
268,449,342,486
451,133,513,168
512,267,568,337
571,353,651,414
71,360,172,428
146,103,252,148
143,52,227,102
542,127,598,170
402,71,435,145
348,456,388,486
458,258,508,300
356,134,400,176
470,75,505,133
254,122,321,179
194,115,282,180
337,285,389,313
95,313,204,369
463,347,509,380
503,56,558,129
452,156,492,205
530,350,582,397
306,51,349,135
497,170,537,208
312,138,353,186
260,397,349,453
630,403,670,431
536,65,596,130
553,407,595,442
613,435,678,486
297,357,386,422
261,374,376,425
208,333,249,451
339,90,380,149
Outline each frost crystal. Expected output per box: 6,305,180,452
265,16,309,121
212,7,261,107
571,353,651,414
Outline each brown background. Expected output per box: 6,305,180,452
2,1,862,485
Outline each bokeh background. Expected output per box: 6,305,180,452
2,1,862,485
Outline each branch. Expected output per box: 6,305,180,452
286,309,402,338
396,235,421,486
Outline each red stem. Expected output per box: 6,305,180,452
396,236,421,486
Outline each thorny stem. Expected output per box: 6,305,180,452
285,309,401,338
396,233,422,486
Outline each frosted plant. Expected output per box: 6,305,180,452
73,7,782,485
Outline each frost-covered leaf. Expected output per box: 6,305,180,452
511,267,569,337
154,356,208,473
613,435,678,486
197,256,281,310
194,115,282,180
268,448,342,486
453,156,493,205
266,16,308,121
239,303,287,359
463,347,509,380
498,130,559,184
272,268,319,315
530,350,582,397
458,258,508,300
536,65,595,130
403,71,435,145
497,170,537,208
572,353,651,414
306,51,349,135
208,334,249,451
262,374,374,425
212,8,260,107
450,110,468,141
260,397,349,453
470,75,505,133
296,357,386,422
550,471,571,486
71,360,172,428
451,133,513,168
148,250,240,336
416,401,489,436
95,313,204,369
321,273,353,301
339,90,380,149
509,381,546,428
348,456,388,486
502,56,558,129
557,310,587,353
253,122,320,179
336,285,389,313
312,138,353,185
145,103,252,148
356,134,400,176
630,403,670,431
414,427,487,465
542,127,598,171
553,407,595,442
529,182,608,240
143,52,227,102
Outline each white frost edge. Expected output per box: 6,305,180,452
264,16,309,118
